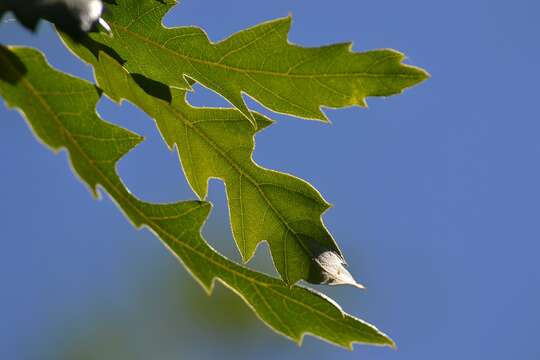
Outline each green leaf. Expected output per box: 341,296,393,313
71,0,428,123
0,45,394,349
63,37,361,287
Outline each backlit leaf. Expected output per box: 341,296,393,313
73,0,428,123
0,45,394,349
64,45,363,286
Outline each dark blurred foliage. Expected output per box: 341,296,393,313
0,0,104,36
43,250,272,360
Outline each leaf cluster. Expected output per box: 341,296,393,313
0,0,428,349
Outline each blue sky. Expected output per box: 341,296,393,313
1,1,539,359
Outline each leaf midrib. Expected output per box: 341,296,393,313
108,20,422,80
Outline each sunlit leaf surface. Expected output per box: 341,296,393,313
0,46,395,349
75,0,428,123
